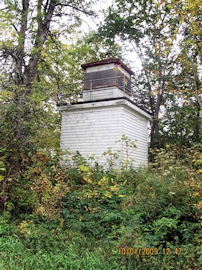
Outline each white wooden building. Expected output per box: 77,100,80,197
58,54,151,168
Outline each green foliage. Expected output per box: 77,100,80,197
0,0,111,187
98,0,201,150
0,225,108,270
1,147,201,269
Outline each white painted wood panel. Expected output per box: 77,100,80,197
122,107,149,167
61,106,124,166
83,86,131,101
60,98,150,168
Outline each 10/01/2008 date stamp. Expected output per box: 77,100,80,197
118,247,182,256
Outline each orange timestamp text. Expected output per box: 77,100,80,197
118,247,182,256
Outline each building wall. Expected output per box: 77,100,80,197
60,101,149,168
61,105,124,166
122,107,149,167
83,86,131,101
83,87,114,101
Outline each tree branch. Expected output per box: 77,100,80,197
55,3,94,16
14,0,30,85
25,0,57,85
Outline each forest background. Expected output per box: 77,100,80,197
0,0,201,269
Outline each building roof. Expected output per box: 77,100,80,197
58,96,151,119
81,58,134,75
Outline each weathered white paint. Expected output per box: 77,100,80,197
122,106,149,167
83,86,131,101
59,98,151,168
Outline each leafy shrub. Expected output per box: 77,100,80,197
0,146,201,269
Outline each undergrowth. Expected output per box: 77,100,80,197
0,146,201,269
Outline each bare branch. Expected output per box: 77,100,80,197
12,24,19,33
55,3,94,16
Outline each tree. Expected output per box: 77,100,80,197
0,0,95,168
0,0,94,88
0,0,111,213
158,0,201,147
98,0,201,151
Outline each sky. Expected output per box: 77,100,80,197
81,0,113,32
79,0,142,72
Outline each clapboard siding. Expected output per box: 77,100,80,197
59,98,150,168
83,88,114,101
122,107,149,167
83,86,131,101
61,106,124,164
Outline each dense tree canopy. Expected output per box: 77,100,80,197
98,0,201,149
0,0,97,168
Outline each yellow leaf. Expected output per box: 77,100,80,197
83,176,92,184
80,165,90,172
105,192,112,198
196,169,202,174
110,186,119,192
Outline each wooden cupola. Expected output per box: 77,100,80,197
81,53,134,101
